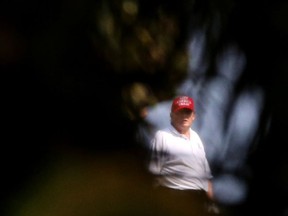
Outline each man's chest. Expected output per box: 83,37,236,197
163,137,203,157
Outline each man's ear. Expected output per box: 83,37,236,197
192,112,196,120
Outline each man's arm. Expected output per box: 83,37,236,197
207,180,214,200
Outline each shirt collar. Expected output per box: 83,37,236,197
168,125,191,139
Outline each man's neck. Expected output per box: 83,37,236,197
173,125,190,138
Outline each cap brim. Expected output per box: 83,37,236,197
173,106,193,113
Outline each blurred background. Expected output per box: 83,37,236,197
1,0,288,215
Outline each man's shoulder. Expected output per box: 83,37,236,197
190,128,202,138
154,127,175,138
189,128,198,135
155,127,171,135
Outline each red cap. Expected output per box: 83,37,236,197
171,96,194,113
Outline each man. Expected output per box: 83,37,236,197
148,95,217,216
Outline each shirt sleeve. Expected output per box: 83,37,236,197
148,130,165,175
193,130,213,179
201,140,213,180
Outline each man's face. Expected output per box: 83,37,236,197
171,108,195,131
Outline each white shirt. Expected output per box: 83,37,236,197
149,126,212,191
